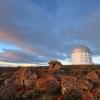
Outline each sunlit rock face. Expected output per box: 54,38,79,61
71,45,93,65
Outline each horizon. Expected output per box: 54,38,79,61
0,0,100,66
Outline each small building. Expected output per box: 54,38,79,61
71,45,93,65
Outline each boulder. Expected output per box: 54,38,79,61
85,71,99,81
48,60,62,73
13,78,24,87
81,91,95,100
61,75,77,95
77,80,93,90
24,79,35,88
29,73,38,80
36,74,60,94
94,87,100,99
13,68,37,87
14,68,29,80
0,78,15,100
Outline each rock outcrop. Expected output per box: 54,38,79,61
85,70,99,81
61,75,77,95
48,60,62,73
0,64,100,100
36,74,60,94
77,80,93,90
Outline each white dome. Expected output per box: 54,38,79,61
71,45,93,65
72,45,91,53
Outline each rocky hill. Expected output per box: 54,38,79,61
0,61,100,100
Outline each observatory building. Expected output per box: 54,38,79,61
71,45,93,65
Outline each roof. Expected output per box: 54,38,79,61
72,45,91,53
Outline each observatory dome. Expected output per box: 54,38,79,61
71,45,93,65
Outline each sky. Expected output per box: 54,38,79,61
0,0,100,66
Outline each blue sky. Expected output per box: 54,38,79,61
0,0,100,66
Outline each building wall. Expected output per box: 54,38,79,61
71,49,92,65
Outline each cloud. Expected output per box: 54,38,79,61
0,49,47,64
0,0,100,64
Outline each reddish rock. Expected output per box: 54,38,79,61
36,79,47,91
13,68,37,87
48,60,62,73
14,79,24,87
29,73,38,80
22,89,35,98
36,74,60,93
95,87,100,94
0,78,15,100
0,66,100,100
14,68,29,80
82,91,94,100
77,80,93,90
24,79,35,88
85,71,99,81
94,87,100,98
61,75,77,95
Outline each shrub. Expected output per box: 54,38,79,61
65,89,82,100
